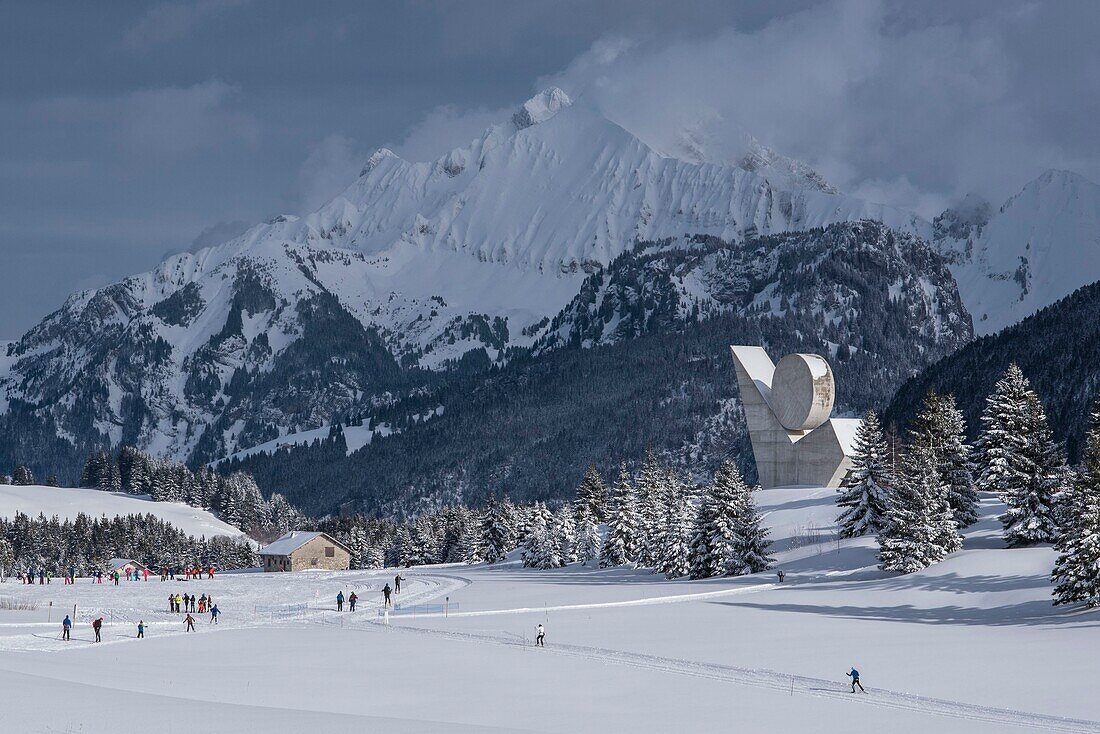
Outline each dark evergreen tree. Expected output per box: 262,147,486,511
1001,391,1065,546
479,496,512,564
600,464,639,567
836,409,892,538
1052,403,1100,607
11,465,33,486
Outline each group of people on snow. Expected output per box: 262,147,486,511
169,592,218,620
334,574,406,612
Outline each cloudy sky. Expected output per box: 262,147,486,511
1,0,1098,338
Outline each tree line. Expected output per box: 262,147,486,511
837,363,1100,607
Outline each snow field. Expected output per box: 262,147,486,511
0,487,1096,732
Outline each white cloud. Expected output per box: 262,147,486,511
295,134,364,213
390,104,509,163
530,0,1100,214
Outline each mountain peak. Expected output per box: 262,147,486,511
360,148,399,176
512,87,572,130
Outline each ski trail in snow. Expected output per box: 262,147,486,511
382,623,1100,733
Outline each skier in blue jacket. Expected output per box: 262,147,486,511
62,615,72,641
847,667,865,693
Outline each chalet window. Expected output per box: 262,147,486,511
325,546,335,558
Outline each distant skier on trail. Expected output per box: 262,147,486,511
394,574,404,594
92,617,103,643
348,592,358,612
184,613,195,632
847,667,865,693
62,615,71,641
776,570,786,583
210,604,220,624
137,621,145,639
535,624,545,647
336,591,345,612
382,584,393,608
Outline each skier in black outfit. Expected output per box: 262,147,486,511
847,667,865,693
382,584,393,608
535,624,545,647
394,574,404,594
92,617,103,642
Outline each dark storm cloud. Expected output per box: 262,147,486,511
0,0,1095,338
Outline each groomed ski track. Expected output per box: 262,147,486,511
339,572,1100,734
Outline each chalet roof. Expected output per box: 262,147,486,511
259,531,350,557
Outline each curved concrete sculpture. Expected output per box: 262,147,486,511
730,346,860,489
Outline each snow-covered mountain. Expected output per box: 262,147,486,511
0,88,932,471
933,169,1100,335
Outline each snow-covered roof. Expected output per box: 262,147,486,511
830,418,863,455
107,558,146,570
259,531,349,557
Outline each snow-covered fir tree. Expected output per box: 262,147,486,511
836,409,893,538
522,502,561,569
1052,403,1100,607
689,461,765,579
453,514,483,564
653,470,692,579
12,465,34,486
1000,391,1065,546
600,464,640,567
975,364,1034,498
573,465,607,523
574,514,602,566
878,447,961,574
736,482,774,574
908,391,979,528
553,507,577,566
479,496,513,564
634,449,664,569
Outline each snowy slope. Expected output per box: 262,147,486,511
0,488,1095,733
934,170,1100,335
0,483,244,539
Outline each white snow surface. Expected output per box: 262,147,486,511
0,483,244,540
0,488,1095,733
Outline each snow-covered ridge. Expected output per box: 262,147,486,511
934,169,1100,335
0,484,245,540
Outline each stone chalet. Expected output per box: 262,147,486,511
259,531,351,572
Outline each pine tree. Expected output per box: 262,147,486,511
736,483,774,574
634,450,664,569
1001,391,1065,546
654,471,692,579
11,465,33,486
600,464,639,568
878,447,960,574
1052,404,1100,607
553,507,577,566
689,461,752,579
908,392,979,528
976,364,1033,498
574,515,602,566
522,502,561,569
479,496,512,564
573,465,607,523
836,409,892,537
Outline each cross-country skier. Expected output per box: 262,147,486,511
336,591,344,611
62,615,71,641
348,592,358,612
394,574,404,593
535,624,545,647
777,570,786,583
184,614,195,632
847,667,865,693
92,617,103,643
137,621,145,639
210,604,220,624
382,584,393,608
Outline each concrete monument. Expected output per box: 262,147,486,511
730,346,860,489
